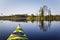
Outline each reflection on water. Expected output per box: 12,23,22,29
0,20,60,40
39,20,51,31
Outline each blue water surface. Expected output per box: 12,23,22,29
0,20,60,40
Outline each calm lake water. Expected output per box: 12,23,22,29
0,20,60,40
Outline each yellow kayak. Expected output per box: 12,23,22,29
7,24,28,40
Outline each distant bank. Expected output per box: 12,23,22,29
0,14,60,21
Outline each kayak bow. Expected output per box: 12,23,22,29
7,24,28,40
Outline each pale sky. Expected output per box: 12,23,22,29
0,0,60,16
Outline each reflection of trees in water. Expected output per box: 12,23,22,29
39,21,51,32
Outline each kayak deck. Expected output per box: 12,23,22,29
7,24,28,40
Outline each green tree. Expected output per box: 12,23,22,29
30,14,34,20
31,14,34,18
